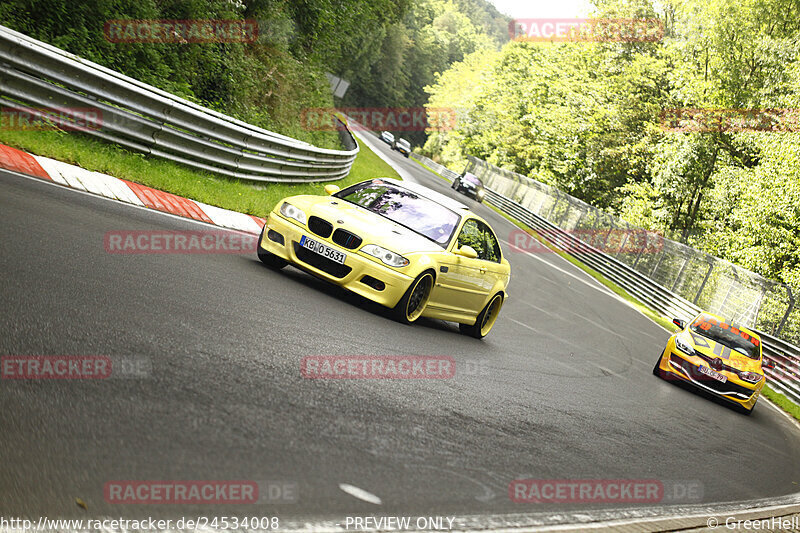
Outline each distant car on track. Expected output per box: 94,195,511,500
394,138,411,157
451,172,485,203
257,178,511,337
653,312,767,414
380,131,394,145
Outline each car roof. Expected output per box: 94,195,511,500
380,178,470,212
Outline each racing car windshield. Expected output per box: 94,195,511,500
689,314,761,359
336,181,460,246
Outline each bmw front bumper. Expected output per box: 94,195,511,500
259,213,414,308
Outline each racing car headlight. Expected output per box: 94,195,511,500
739,371,762,384
476,189,485,198
280,202,307,225
360,244,409,268
674,333,695,356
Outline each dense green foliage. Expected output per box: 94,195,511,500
423,0,800,292
0,0,505,148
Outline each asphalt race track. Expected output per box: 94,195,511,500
1,139,799,526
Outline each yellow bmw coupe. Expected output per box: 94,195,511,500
257,178,511,338
654,312,766,414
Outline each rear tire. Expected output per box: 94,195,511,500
459,293,503,339
392,271,435,324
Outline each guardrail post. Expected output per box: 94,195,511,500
649,248,667,277
693,260,714,304
632,246,645,269
614,228,631,257
574,210,586,230
671,256,690,292
777,285,795,336
601,220,617,252
544,194,559,220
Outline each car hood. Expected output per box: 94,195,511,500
283,195,447,255
686,332,762,372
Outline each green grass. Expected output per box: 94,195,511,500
411,157,451,183
0,128,400,217
763,386,800,419
418,158,800,420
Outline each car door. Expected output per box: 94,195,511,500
475,221,505,299
433,219,493,315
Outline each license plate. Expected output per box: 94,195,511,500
299,235,346,264
698,365,727,383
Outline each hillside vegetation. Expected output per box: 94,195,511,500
0,0,506,149
424,0,800,295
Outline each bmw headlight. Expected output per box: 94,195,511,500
674,333,695,356
360,244,409,268
280,202,307,225
739,371,762,384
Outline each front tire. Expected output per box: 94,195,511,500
460,293,503,339
393,271,435,324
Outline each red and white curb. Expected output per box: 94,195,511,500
0,143,266,234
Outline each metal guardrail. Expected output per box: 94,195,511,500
0,25,358,183
411,153,460,182
411,153,800,405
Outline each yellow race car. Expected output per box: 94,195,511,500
654,312,766,414
257,178,511,338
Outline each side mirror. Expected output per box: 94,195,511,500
455,245,478,259
672,318,686,329
324,184,340,195
762,358,776,370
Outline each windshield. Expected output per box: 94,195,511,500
462,174,481,186
335,180,460,246
689,314,761,359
